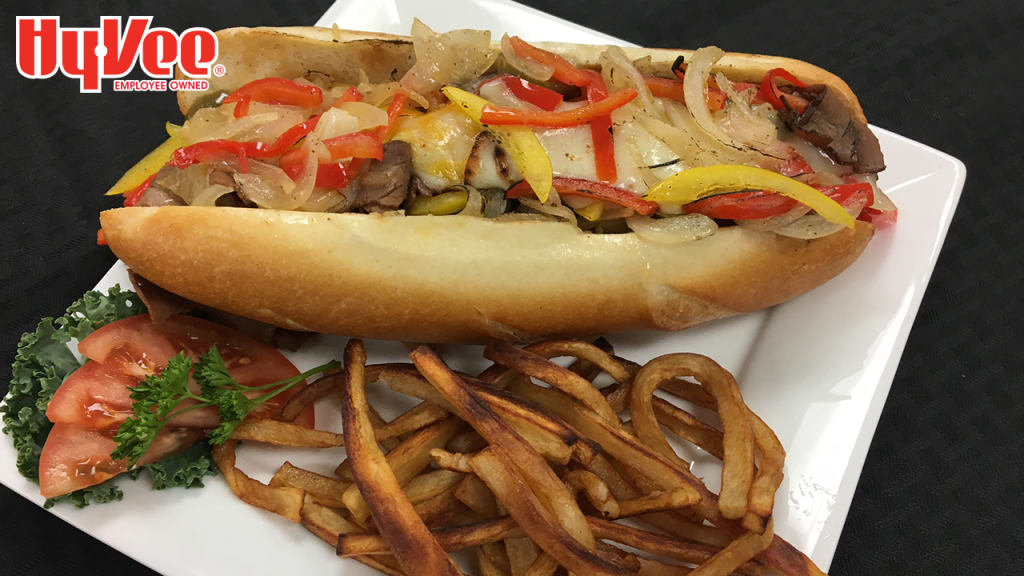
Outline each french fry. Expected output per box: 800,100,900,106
431,449,475,473
231,418,344,447
587,517,761,576
689,519,774,576
482,541,512,575
479,546,510,576
448,429,487,453
564,469,620,517
338,339,462,575
630,354,754,519
404,469,464,504
337,516,521,556
524,339,633,389
410,347,597,549
278,372,343,422
505,536,540,576
381,367,577,465
484,340,618,424
469,448,632,575
743,410,785,532
414,485,472,528
376,401,450,441
508,380,706,505
455,473,500,518
212,440,303,522
270,462,349,507
340,417,463,524
522,552,559,576
652,397,725,460
299,494,361,547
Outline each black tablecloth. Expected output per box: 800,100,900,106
2,1,1021,574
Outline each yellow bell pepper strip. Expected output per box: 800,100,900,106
105,123,184,196
442,86,552,203
644,165,856,228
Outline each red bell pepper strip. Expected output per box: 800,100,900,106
480,89,637,128
96,229,107,245
502,76,564,111
683,182,873,220
167,115,322,173
508,36,591,87
280,148,352,189
779,153,814,177
376,92,409,141
323,131,384,161
222,78,323,119
581,70,617,183
122,173,157,206
507,177,659,216
334,86,364,106
758,68,809,114
645,76,727,112
858,206,898,226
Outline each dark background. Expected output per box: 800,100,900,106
2,0,1022,574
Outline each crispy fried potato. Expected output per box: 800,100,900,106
564,469,620,518
376,401,450,441
404,469,464,504
522,552,560,576
278,372,343,422
232,418,344,447
690,519,773,576
631,354,754,519
414,485,473,528
743,410,785,532
341,417,463,524
485,340,618,424
455,473,500,518
479,546,511,576
652,398,725,460
469,448,632,575
338,340,462,575
410,347,597,549
506,536,541,576
381,367,577,465
587,517,760,576
338,516,521,556
270,462,349,507
524,340,633,390
212,440,303,522
300,494,361,547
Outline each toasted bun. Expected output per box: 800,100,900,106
178,26,867,123
101,207,872,343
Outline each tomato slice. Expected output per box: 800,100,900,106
39,425,202,499
49,315,315,431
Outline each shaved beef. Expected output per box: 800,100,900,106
781,85,885,173
346,140,413,212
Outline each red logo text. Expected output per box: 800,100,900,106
16,16,219,93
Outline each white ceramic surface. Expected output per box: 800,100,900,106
0,2,965,574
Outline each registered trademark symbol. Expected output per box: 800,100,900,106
213,64,226,77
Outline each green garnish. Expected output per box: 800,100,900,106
111,346,339,465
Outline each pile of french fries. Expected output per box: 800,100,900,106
211,338,826,576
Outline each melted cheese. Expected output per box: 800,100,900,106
395,81,683,194
391,103,482,190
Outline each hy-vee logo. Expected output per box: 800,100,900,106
16,16,221,93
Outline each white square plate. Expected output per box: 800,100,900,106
1,1,965,574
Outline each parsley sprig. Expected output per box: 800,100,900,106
111,346,339,466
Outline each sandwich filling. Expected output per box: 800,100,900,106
107,21,895,241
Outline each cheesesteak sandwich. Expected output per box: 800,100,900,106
99,21,895,342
